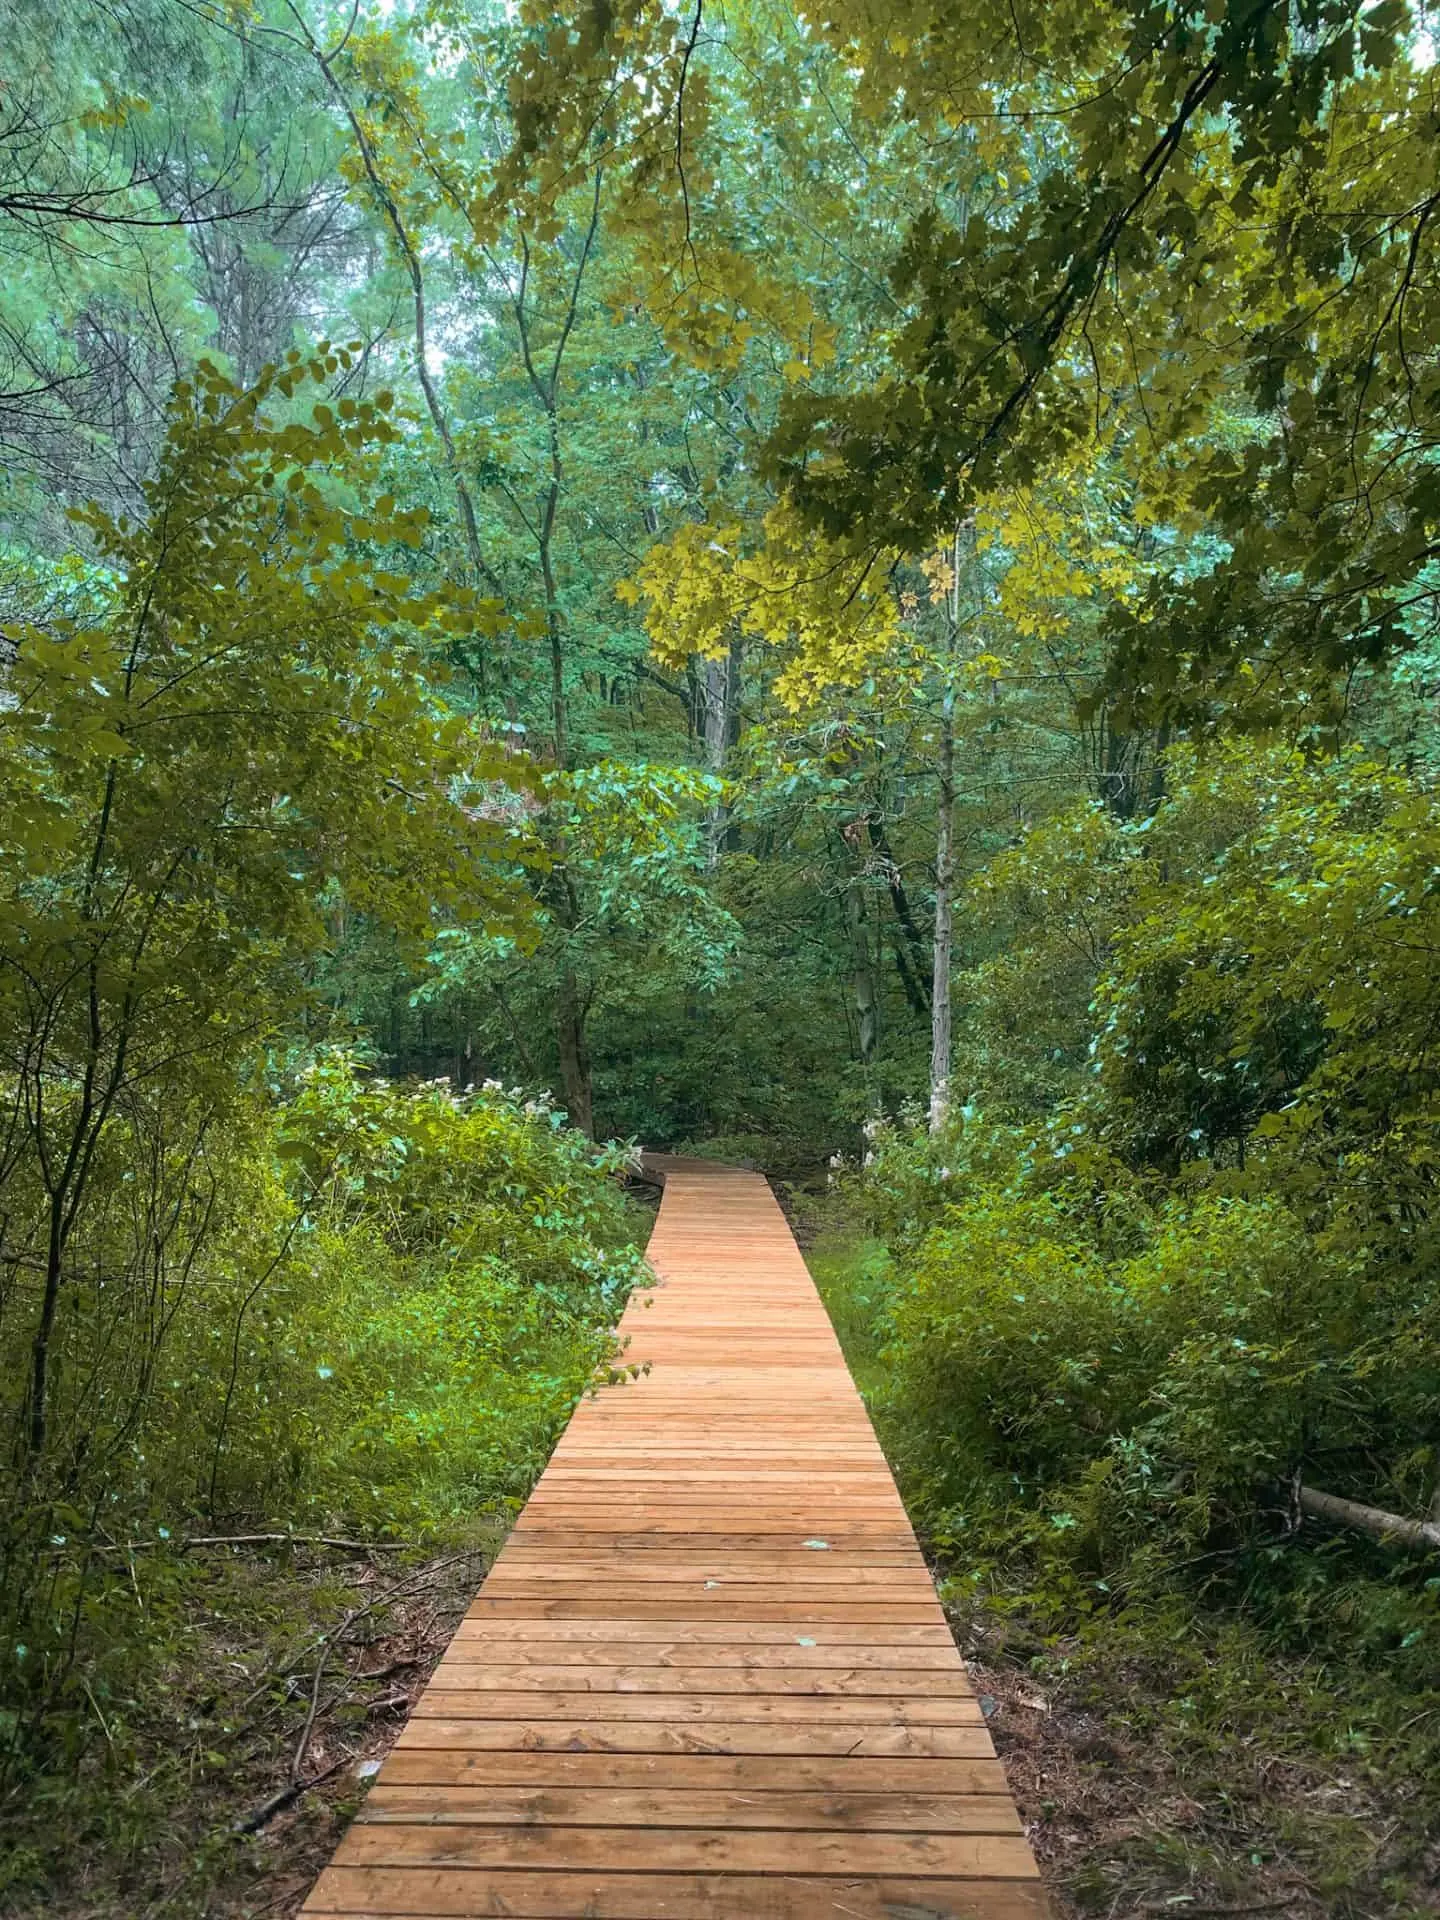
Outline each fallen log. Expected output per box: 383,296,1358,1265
1296,1482,1440,1552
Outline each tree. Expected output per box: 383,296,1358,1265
473,0,1437,737
0,0,365,538
0,349,518,1494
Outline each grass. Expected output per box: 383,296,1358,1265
804,1228,894,1398
0,1118,653,1917
958,1594,1440,1919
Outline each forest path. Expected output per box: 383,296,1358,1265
301,1155,1047,1919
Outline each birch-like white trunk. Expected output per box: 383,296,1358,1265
929,528,962,1133
929,683,955,1133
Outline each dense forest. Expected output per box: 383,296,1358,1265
1,0,1438,1913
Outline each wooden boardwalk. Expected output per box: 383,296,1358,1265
302,1157,1047,1919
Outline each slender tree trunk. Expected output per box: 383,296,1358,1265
701,652,727,751
25,1196,66,1466
292,9,502,598
867,815,930,1006
1099,706,1129,818
724,636,744,851
699,644,738,865
928,524,972,1133
555,968,593,1138
929,686,956,1133
1148,721,1172,814
888,934,928,1017
844,867,880,1066
546,586,566,769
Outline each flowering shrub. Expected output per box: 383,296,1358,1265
183,1051,650,1529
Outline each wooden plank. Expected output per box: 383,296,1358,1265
298,1159,1046,1919
476,1583,938,1599
304,1871,1050,1918
495,1543,925,1559
464,1601,950,1622
425,1664,977,1696
392,1721,1000,1757
375,1753,1012,1792
506,1534,914,1544
514,1509,913,1523
410,1693,986,1723
482,1562,929,1580
359,1788,1021,1832
332,1826,1041,1876
466,1589,943,1609
447,1620,958,1645
442,1641,963,1667
500,1534,924,1551
425,1667,976,1698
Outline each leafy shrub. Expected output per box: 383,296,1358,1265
675,1131,827,1183
848,747,1440,1573
197,1054,648,1529
865,1123,1433,1579
0,1052,647,1780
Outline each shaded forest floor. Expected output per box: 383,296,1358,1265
7,1528,1435,1920
0,1532,503,1919
957,1601,1439,1920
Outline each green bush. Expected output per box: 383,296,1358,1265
831,1116,1440,1899
1,1052,648,1779
864,1125,1434,1579
199,1055,648,1529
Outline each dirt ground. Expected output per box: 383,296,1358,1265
958,1611,1440,1920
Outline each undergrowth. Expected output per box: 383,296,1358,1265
0,1536,500,1918
0,1057,649,1915
808,1213,1440,1920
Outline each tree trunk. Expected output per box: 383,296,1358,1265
867,815,930,1009
24,1196,66,1466
701,654,729,866
300,22,502,598
844,859,880,1067
1098,706,1136,818
556,967,593,1138
929,686,956,1133
699,637,742,864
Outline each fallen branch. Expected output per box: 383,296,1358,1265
1139,1902,1301,1917
185,1533,410,1553
232,1753,352,1835
1297,1483,1440,1552
285,1551,484,1780
229,1553,486,1838
99,1533,411,1556
364,1689,412,1716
